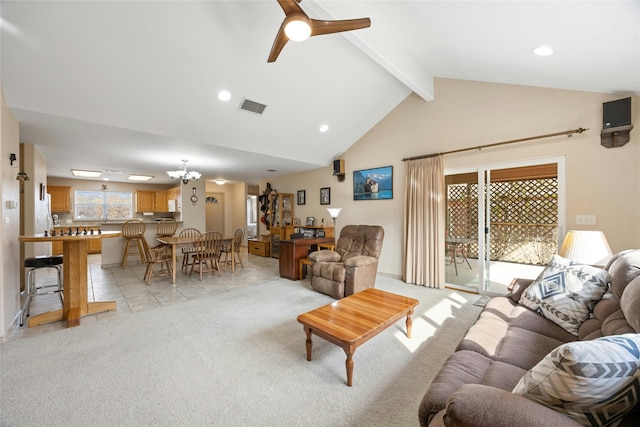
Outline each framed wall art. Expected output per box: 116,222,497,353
320,187,330,205
297,190,306,205
353,166,393,200
306,217,315,226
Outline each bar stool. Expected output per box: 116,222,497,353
299,257,313,280
155,218,178,237
20,255,64,327
317,243,335,251
121,220,146,268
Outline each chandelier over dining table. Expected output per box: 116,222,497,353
166,159,201,184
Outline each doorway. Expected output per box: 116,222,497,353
246,195,258,239
445,158,564,294
205,192,224,234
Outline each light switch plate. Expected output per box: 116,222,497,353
576,215,596,225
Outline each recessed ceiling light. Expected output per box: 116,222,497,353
71,169,101,178
218,90,231,101
320,124,329,133
533,46,553,56
127,174,154,181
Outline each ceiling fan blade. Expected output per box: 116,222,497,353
277,0,304,16
310,17,371,37
267,23,289,63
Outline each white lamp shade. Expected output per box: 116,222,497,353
327,208,342,219
559,230,612,266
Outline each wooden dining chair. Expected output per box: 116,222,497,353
155,218,178,237
179,228,202,273
190,232,224,280
220,227,245,272
140,236,173,285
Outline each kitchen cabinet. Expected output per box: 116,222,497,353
135,190,155,212
48,186,71,212
154,191,167,212
166,187,180,203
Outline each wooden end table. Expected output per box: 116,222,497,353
297,288,419,386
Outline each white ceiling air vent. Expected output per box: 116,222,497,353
239,98,267,115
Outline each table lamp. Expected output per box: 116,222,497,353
559,230,612,267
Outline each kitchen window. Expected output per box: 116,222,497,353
74,191,133,221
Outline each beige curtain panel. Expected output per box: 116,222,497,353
403,156,445,287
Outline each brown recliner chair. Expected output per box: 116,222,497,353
308,225,384,299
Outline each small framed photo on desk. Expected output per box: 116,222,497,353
317,230,326,237
306,217,315,226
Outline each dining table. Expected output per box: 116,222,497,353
18,230,122,327
156,234,234,284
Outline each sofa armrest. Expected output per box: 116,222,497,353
506,278,534,302
343,255,378,268
441,384,581,427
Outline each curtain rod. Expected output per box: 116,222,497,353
401,127,589,162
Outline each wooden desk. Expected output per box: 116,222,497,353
279,237,336,280
297,288,419,386
18,231,122,327
156,235,234,284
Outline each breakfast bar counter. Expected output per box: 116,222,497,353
19,230,122,327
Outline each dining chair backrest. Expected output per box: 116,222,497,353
179,227,201,241
232,227,245,251
197,232,223,259
156,218,178,236
122,220,145,238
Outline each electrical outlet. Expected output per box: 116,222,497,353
576,215,596,225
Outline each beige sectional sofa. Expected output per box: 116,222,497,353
419,249,640,427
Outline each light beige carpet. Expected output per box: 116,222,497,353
0,276,482,426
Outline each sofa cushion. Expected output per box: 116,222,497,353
418,350,527,426
513,334,640,427
620,276,640,332
519,255,609,335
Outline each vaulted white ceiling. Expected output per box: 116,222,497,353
2,1,638,184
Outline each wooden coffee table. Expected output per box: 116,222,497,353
297,288,419,386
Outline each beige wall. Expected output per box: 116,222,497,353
1,91,21,333
205,181,247,242
262,78,640,278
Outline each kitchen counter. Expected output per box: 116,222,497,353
100,221,185,267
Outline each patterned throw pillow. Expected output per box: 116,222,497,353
513,334,640,427
519,255,610,335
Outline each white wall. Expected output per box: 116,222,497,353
1,91,21,333
262,78,640,279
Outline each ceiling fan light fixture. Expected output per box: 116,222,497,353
284,14,312,41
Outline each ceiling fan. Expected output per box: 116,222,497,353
268,0,371,63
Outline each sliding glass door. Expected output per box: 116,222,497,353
445,158,565,294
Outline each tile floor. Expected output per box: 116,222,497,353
4,249,281,342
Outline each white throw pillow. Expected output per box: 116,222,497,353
519,254,609,335
513,334,640,427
